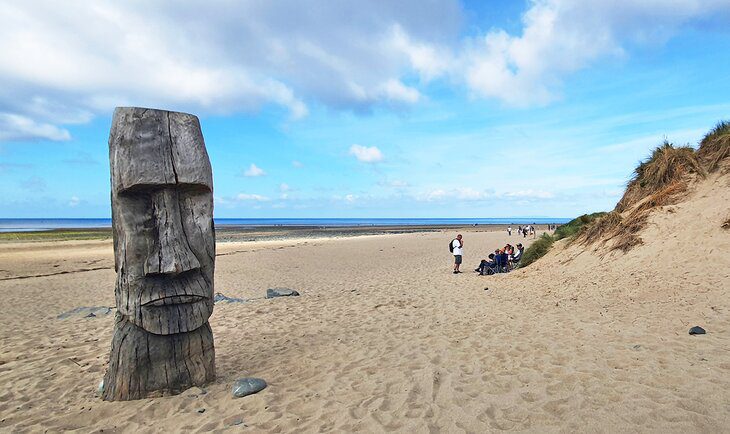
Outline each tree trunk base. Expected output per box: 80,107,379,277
102,314,215,401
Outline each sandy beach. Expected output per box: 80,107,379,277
1,179,728,434
3,1,730,432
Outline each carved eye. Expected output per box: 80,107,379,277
178,183,212,195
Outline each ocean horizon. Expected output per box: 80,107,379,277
0,217,571,232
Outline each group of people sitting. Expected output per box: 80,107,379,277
474,243,524,275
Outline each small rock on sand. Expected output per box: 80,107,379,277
266,288,299,299
182,387,207,397
689,326,706,335
57,307,113,320
213,293,245,304
232,378,267,398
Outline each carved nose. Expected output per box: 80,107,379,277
144,189,200,276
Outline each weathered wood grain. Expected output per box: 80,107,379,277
104,107,216,401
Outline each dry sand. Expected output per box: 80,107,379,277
0,175,728,433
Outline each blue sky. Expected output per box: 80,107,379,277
0,0,729,218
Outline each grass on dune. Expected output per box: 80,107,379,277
575,211,623,246
519,233,554,267
553,212,606,241
697,121,730,173
576,120,730,254
616,141,702,213
518,213,609,268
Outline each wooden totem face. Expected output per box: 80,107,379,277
110,108,215,335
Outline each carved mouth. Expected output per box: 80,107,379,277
143,295,206,307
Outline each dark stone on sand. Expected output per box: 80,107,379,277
689,326,706,335
266,288,299,299
197,408,205,413
232,378,267,398
214,293,245,304
57,306,113,319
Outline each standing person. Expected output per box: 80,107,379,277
507,226,512,236
451,234,463,274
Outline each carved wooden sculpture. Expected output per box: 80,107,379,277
103,107,216,401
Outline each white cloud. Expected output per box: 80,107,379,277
2,0,728,141
349,144,384,163
68,196,80,207
456,188,492,200
422,187,493,202
425,189,447,201
344,194,357,203
379,79,421,104
419,187,555,202
389,24,452,81
0,113,70,141
461,0,730,106
0,0,462,141
243,163,266,177
279,183,291,199
236,193,270,201
502,189,555,200
292,160,304,168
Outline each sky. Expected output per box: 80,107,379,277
1,0,729,219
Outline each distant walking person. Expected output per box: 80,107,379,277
450,234,463,274
507,226,512,236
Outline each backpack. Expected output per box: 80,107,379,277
448,239,455,253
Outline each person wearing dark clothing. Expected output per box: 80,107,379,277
475,253,496,275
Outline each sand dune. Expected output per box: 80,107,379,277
0,175,728,432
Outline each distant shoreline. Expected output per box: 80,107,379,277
0,223,558,243
0,217,570,231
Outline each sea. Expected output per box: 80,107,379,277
0,218,571,233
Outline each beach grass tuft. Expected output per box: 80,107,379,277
616,141,702,213
573,121,730,254
697,120,730,173
575,211,623,246
519,233,554,267
518,213,607,268
553,212,606,241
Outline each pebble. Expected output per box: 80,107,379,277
232,378,267,398
182,387,207,397
689,326,706,335
57,306,113,319
266,288,300,299
214,293,245,304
